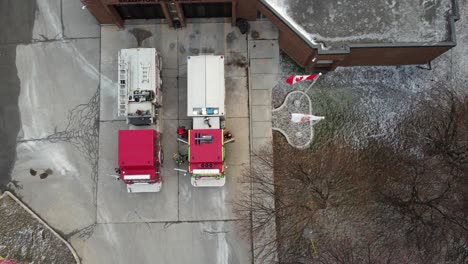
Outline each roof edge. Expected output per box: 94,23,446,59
259,0,459,55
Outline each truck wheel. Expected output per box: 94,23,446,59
160,150,164,165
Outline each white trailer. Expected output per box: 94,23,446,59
118,48,162,126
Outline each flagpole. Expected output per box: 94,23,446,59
297,72,322,103
304,72,322,94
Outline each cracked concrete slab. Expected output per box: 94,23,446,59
62,0,100,38
16,39,100,139
178,77,189,120
251,106,272,121
249,40,279,59
11,38,100,234
177,23,248,78
71,221,251,264
251,90,272,106
252,137,272,151
178,164,249,221
225,77,249,118
249,21,279,40
225,118,250,166
250,58,280,74
225,52,248,78
247,21,278,263
162,77,178,120
32,0,63,41
252,121,273,139
250,74,280,90
101,24,178,69
225,27,248,53
177,23,227,59
11,141,96,234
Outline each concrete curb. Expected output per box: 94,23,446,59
0,191,81,264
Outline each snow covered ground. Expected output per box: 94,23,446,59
273,0,467,148
263,0,455,50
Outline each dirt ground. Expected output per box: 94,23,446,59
0,193,76,263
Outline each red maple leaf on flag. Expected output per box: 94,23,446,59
286,74,319,85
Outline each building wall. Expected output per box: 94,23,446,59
339,46,451,66
237,0,257,20
81,0,122,26
82,0,257,28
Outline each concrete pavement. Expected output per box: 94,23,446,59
248,21,279,263
9,0,100,235
4,1,278,261
75,21,253,263
248,21,278,152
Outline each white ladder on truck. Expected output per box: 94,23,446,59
141,63,150,84
118,59,128,117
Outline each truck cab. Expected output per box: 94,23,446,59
118,129,162,193
188,129,225,187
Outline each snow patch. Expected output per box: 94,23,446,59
264,0,453,50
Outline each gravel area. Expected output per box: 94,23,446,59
272,91,316,148
0,192,77,263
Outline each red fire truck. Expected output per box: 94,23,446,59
116,48,164,193
177,54,234,187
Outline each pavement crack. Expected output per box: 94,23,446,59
60,0,65,38
203,230,229,235
17,89,100,203
63,223,97,241
164,222,175,229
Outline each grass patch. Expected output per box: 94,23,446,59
309,89,358,151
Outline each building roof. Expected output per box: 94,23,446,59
262,0,455,51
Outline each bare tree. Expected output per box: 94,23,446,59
374,90,468,263
236,90,468,264
236,138,372,263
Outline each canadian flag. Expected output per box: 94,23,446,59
291,113,325,123
286,74,319,85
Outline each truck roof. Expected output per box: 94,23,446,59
119,48,159,93
187,55,225,117
118,129,155,168
188,129,223,172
